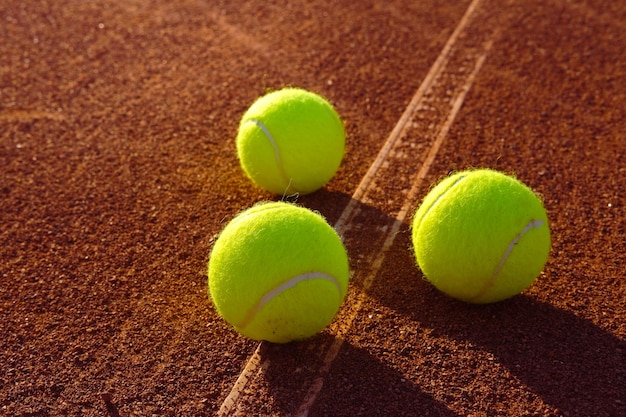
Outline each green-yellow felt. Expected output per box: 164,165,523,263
236,88,345,195
208,202,350,343
411,169,551,303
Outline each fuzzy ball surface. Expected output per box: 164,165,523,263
208,202,350,343
236,87,345,195
411,169,551,303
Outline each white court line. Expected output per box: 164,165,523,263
334,0,484,232
218,0,496,414
295,29,493,417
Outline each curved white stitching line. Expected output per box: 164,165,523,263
248,119,281,164
247,119,294,193
415,174,467,233
470,219,545,302
237,272,342,330
425,175,467,217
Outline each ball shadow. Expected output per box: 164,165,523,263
255,192,625,415
249,195,456,415
296,188,355,225
371,228,626,416
259,333,459,417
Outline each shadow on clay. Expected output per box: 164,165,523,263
370,228,626,417
259,332,460,417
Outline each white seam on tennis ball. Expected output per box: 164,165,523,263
237,271,342,330
470,218,545,302
247,119,296,193
248,119,282,164
415,174,467,233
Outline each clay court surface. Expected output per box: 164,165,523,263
1,0,625,415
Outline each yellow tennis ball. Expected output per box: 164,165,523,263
411,169,551,303
236,87,345,195
208,202,350,343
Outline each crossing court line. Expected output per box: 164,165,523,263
218,0,505,414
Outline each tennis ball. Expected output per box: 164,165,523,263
208,202,350,343
236,87,345,195
411,169,551,303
